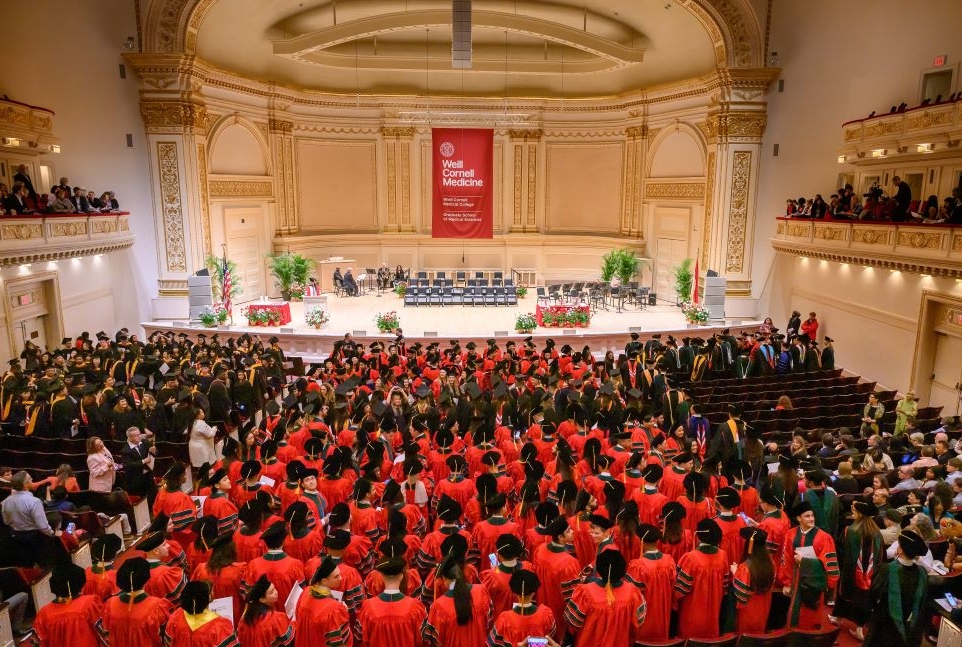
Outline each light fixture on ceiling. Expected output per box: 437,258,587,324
837,155,846,164
917,143,933,153
452,0,472,69
871,148,886,158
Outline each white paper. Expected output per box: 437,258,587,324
794,546,817,560
285,582,303,620
210,596,233,624
159,363,170,375
330,589,343,601
259,476,276,488
767,462,779,475
937,597,958,612
191,495,207,509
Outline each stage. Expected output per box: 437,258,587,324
143,292,762,362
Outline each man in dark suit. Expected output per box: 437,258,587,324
891,175,912,221
4,183,35,215
704,404,746,474
206,365,232,428
70,187,95,213
12,165,36,199
120,427,156,503
343,268,359,296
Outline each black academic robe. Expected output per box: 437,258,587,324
864,560,927,647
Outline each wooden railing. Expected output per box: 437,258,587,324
772,217,962,276
0,212,133,266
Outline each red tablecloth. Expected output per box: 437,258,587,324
246,302,292,325
535,304,590,327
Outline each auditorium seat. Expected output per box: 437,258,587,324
788,627,839,647
735,630,791,647
688,635,738,647
405,286,417,306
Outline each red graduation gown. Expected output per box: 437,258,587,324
357,592,427,647
294,589,352,647
243,551,306,613
163,609,239,647
732,483,761,520
283,528,324,563
479,561,534,617
186,543,213,577
153,488,197,545
303,557,365,617
657,530,694,564
34,596,102,647
489,604,557,647
236,610,294,647
235,527,266,562
471,516,521,573
422,584,493,647
317,476,353,510
758,510,791,554
363,568,421,597
417,527,474,574
715,513,748,563
733,561,773,634
82,565,119,600
674,546,730,639
632,487,667,526
564,580,646,647
145,561,188,603
203,492,239,536
678,496,714,535
658,466,688,501
627,550,676,643
777,526,839,630
99,593,173,647
531,542,582,636
193,562,246,624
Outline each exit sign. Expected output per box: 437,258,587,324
934,55,947,67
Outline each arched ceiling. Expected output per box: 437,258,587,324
148,0,763,97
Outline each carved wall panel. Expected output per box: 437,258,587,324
725,150,751,273
702,151,715,266
156,141,188,272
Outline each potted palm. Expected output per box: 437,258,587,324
615,249,647,287
672,258,694,304
600,250,620,283
268,252,312,301
205,255,243,306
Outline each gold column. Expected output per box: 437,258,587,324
381,127,415,233
269,118,296,235
623,125,646,237
509,130,541,233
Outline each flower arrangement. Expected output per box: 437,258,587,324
394,283,407,297
516,285,528,298
305,307,330,328
198,306,220,327
213,304,229,324
375,311,400,333
243,308,267,326
540,307,591,328
681,301,710,324
515,312,537,332
288,281,306,301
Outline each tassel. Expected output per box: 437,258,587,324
605,564,615,606
748,532,755,555
128,573,135,612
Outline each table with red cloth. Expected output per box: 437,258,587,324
245,302,292,325
535,303,590,327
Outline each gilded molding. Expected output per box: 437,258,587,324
0,240,134,267
725,150,751,273
1,223,43,240
786,223,810,238
208,180,274,198
863,120,901,138
707,110,767,143
702,151,716,266
906,110,952,131
843,127,861,143
401,140,411,227
851,228,890,245
386,140,397,226
156,141,188,272
50,221,88,237
140,100,207,132
196,143,212,256
645,182,706,200
526,143,537,227
90,219,118,234
624,126,647,139
772,240,962,279
897,231,943,250
775,221,784,235
814,226,847,241
513,144,523,227
269,119,294,133
382,127,415,138
954,234,962,252
509,129,542,141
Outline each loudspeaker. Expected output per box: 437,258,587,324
648,293,657,305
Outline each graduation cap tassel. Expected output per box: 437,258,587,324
129,572,135,612
605,563,615,606
748,531,755,555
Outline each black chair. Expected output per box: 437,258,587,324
536,287,549,305
404,286,417,306
436,271,446,280
415,287,428,306
428,286,442,306
474,271,485,279
493,271,503,279
483,286,497,306
416,271,427,280
506,286,518,306
455,271,466,286
495,286,508,306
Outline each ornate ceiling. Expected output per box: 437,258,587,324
142,0,764,98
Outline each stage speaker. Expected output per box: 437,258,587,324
648,292,657,305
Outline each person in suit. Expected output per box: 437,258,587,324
4,182,36,215
343,268,358,296
13,165,36,199
121,426,156,502
51,177,72,197
71,187,95,213
891,175,912,221
206,365,232,427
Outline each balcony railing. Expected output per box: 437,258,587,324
772,217,962,277
0,213,134,266
839,97,962,159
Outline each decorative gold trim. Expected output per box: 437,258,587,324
814,226,847,241
625,125,647,139
386,139,397,226
269,119,294,133
382,127,415,138
851,228,890,246
156,141,188,272
512,144,523,228
772,240,962,278
896,231,943,250
526,143,537,227
707,110,767,143
0,240,134,267
645,182,706,200
509,129,542,141
208,180,274,198
141,100,207,131
401,140,411,227
725,150,751,273
50,221,88,237
1,223,43,240
702,151,716,266
196,143,212,256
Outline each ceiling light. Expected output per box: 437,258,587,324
917,143,933,153
3,138,20,147
871,149,886,158
837,155,846,163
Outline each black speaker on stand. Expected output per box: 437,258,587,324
648,292,657,306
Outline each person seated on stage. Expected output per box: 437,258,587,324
394,265,405,284
377,264,391,290
343,268,359,296
333,267,343,291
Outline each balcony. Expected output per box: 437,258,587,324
0,213,134,266
772,217,962,277
838,97,962,162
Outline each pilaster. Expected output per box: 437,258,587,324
622,125,647,238
508,130,541,233
382,127,416,233
269,116,297,235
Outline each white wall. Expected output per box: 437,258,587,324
0,0,157,338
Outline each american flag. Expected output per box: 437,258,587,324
221,250,232,316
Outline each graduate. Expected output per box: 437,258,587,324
34,563,102,647
357,556,427,647
531,515,582,636
186,515,219,575
864,530,929,647
306,528,366,619
732,527,776,634
488,569,557,647
192,531,246,623
674,518,730,639
678,471,713,534
834,499,884,641
714,487,748,565
241,521,305,613
626,524,675,643
163,580,240,647
777,501,839,631
564,549,646,647
479,533,533,617
97,557,173,647
282,501,324,562
153,462,198,547
416,495,472,576
235,500,268,562
203,467,239,536
364,537,422,597
137,530,189,604
236,574,295,647
422,551,494,647
471,492,521,573
632,464,667,526
657,501,694,562
756,490,791,553
294,557,352,647
82,533,122,600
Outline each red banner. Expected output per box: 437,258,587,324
432,128,493,238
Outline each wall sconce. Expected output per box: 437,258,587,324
49,144,60,154
871,149,886,158
917,143,933,153
2,138,20,147
837,155,846,163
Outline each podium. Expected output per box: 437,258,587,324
700,275,726,322
316,258,356,294
187,274,213,322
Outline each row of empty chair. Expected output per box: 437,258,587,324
404,285,518,307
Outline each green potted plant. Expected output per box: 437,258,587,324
600,250,620,283
214,305,229,325
615,249,648,286
243,308,267,326
681,301,710,324
516,285,528,298
375,311,400,333
673,258,694,304
394,283,407,298
198,306,218,327
268,252,312,301
305,306,330,328
515,312,537,333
